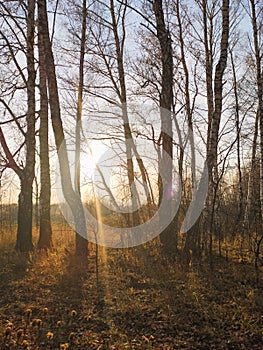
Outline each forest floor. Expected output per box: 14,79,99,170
0,227,263,349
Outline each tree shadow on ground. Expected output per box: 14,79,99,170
127,246,263,349
0,251,32,315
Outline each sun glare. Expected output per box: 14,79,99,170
79,141,108,197
81,152,96,175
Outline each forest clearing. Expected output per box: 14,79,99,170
1,0,263,348
0,223,263,349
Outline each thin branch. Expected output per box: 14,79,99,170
0,99,26,136
0,114,26,125
0,31,27,85
116,0,156,29
51,0,59,44
0,127,22,176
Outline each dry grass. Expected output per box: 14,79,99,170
0,225,263,349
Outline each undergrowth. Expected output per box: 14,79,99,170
0,226,262,349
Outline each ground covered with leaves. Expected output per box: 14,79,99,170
0,229,263,349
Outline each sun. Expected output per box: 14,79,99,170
80,151,96,175
79,140,108,189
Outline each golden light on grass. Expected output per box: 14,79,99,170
46,331,54,340
69,332,75,341
5,326,12,337
25,308,32,319
16,329,23,340
32,318,42,328
70,309,77,317
22,340,30,349
6,321,14,328
42,307,49,314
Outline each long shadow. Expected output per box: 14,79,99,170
46,251,110,347
49,253,89,315
0,250,31,313
129,246,263,349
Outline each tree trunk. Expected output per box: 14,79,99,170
37,17,53,250
16,176,34,252
15,0,36,252
110,0,140,227
206,0,230,266
207,0,230,180
244,110,259,237
75,0,86,196
74,0,88,252
230,49,243,226
202,0,214,151
153,0,176,254
250,0,263,286
38,0,88,257
176,0,200,261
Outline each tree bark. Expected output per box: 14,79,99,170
250,0,263,286
37,0,88,257
16,176,34,251
230,49,243,225
15,0,36,252
110,0,140,227
202,0,214,151
74,0,88,253
75,0,87,196
206,0,230,266
176,0,200,261
244,110,259,234
37,13,53,250
207,0,230,181
153,0,176,253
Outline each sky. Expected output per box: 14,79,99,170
0,0,259,207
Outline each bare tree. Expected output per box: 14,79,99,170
37,0,88,257
37,3,53,250
76,0,154,228
152,0,176,253
205,0,230,265
249,0,263,285
75,0,87,197
0,0,36,252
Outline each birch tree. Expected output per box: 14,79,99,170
249,0,263,284
37,0,88,257
37,9,53,250
0,0,36,252
152,0,176,253
205,0,230,263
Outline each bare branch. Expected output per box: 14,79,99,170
0,99,26,136
0,127,22,176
